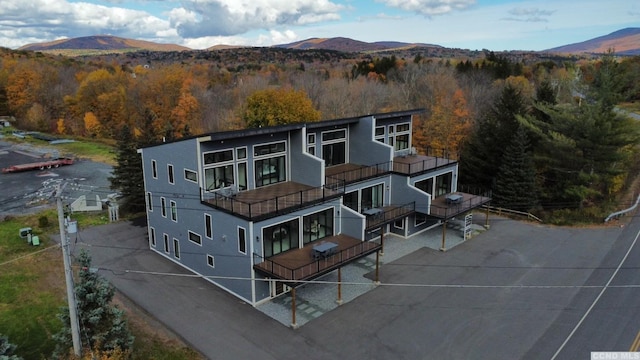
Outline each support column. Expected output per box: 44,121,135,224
374,251,381,285
485,204,491,229
336,267,343,305
380,226,385,256
291,287,298,329
440,220,447,251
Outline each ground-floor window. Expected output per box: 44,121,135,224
435,172,453,197
361,183,384,211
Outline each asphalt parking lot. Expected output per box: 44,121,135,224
70,215,628,360
0,139,113,218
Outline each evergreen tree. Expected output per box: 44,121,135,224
53,251,133,357
0,334,22,360
460,84,528,190
109,124,145,213
493,126,538,211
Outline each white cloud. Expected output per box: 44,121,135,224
0,0,174,46
376,0,476,16
503,7,555,22
172,0,345,38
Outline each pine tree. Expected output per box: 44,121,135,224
109,124,145,213
460,84,528,190
53,250,133,357
493,126,538,211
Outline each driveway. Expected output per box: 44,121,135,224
70,215,630,359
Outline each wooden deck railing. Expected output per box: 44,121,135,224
365,202,416,230
326,162,392,186
201,180,345,221
253,240,381,281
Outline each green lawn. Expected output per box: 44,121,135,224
0,211,199,359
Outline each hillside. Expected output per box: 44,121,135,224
546,27,640,55
275,37,441,52
19,35,189,54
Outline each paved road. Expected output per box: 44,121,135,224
525,215,640,359
69,215,637,359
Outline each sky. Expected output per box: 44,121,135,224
0,0,638,51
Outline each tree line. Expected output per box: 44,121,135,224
1,47,640,220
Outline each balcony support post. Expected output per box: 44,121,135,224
374,250,381,285
440,220,447,251
485,203,491,229
336,267,343,305
291,287,298,329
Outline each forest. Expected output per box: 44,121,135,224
1,46,640,223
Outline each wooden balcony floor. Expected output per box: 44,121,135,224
430,192,491,219
254,234,381,282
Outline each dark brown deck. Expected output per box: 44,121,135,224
325,162,391,185
393,154,456,175
202,181,344,221
430,192,491,219
253,234,381,282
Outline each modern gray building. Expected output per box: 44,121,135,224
139,109,490,307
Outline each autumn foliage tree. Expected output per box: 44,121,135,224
243,87,321,128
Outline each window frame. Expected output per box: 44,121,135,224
160,197,167,218
184,168,198,183
188,230,202,246
204,213,213,239
163,233,169,254
146,192,153,212
151,159,157,179
207,254,215,268
238,226,246,254
170,200,178,222
167,164,175,185
149,227,156,247
173,238,180,259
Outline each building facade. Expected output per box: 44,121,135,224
139,109,490,306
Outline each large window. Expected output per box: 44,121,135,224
205,165,234,190
361,184,384,211
322,129,346,167
204,149,235,191
394,123,410,151
303,209,334,244
435,172,453,197
343,191,358,212
254,141,286,187
415,178,434,195
263,219,299,257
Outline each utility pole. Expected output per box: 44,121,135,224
56,183,82,357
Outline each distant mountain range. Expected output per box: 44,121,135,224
274,37,441,52
16,28,640,56
546,28,640,55
18,35,189,52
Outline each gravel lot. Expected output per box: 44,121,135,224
0,139,113,218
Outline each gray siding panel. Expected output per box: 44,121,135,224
349,116,393,166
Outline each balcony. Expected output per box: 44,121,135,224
325,162,391,186
393,148,457,176
201,180,345,221
253,234,381,283
364,202,416,230
430,189,492,219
